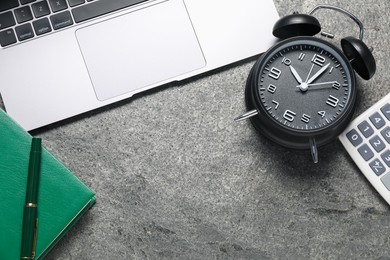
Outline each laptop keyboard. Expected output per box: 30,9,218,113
0,0,149,47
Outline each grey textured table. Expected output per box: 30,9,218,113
10,0,390,259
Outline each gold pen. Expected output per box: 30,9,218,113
20,138,42,260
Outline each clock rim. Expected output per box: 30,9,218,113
245,36,357,149
252,36,357,137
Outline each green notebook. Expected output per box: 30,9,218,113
0,109,96,260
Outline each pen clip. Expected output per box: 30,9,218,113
32,218,38,259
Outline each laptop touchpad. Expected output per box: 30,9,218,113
76,0,206,101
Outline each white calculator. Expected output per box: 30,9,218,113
339,93,390,205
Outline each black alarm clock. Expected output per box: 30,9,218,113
236,5,376,163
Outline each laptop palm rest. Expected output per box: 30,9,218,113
75,0,206,101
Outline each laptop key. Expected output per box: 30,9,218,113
0,29,17,47
49,0,68,13
50,11,73,30
15,23,34,41
33,17,52,35
0,1,19,13
32,1,51,18
72,0,148,23
0,12,16,30
20,0,37,4
14,6,34,24
68,0,85,7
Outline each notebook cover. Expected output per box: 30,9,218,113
0,109,96,260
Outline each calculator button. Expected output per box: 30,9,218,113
346,129,363,147
381,150,390,167
381,126,390,144
358,144,374,161
369,159,386,176
358,120,374,138
369,135,386,152
369,112,385,129
381,172,390,191
381,103,390,120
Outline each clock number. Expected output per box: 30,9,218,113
282,57,291,66
298,53,305,61
332,81,341,90
283,110,296,122
269,67,281,80
301,114,311,124
312,54,326,67
267,84,277,94
326,95,339,108
318,111,326,118
272,100,279,110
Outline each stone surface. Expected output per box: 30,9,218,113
9,0,390,259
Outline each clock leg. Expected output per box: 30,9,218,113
234,109,259,122
310,138,319,163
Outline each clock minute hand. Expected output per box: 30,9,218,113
307,81,337,87
289,65,303,84
307,63,330,84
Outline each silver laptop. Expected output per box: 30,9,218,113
0,0,279,130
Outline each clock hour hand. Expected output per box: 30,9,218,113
307,63,330,84
289,65,303,84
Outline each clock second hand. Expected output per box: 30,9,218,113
305,64,315,83
297,64,315,92
307,63,331,84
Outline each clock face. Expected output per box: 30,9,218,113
255,37,356,133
